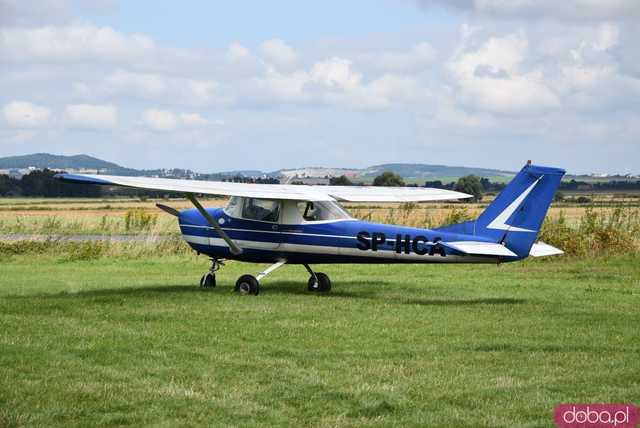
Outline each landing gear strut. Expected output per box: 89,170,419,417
200,258,223,289
234,259,287,296
305,264,331,292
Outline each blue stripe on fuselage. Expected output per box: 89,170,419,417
177,207,506,264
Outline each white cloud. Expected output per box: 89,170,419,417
254,57,430,109
416,0,640,20
226,42,251,62
0,24,153,63
63,104,118,129
254,57,362,104
0,0,117,27
361,42,438,72
143,109,222,131
179,113,223,128
3,101,50,128
0,23,195,71
143,109,178,131
100,70,233,106
310,57,362,91
260,39,297,68
592,22,620,51
448,31,560,114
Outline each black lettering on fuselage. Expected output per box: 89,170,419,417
394,234,403,253
356,231,370,250
355,231,446,257
412,235,428,255
371,233,386,251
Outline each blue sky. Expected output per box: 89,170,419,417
1,0,639,174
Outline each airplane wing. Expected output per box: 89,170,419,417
54,173,471,202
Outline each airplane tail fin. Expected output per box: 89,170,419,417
436,162,565,258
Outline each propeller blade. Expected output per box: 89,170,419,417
156,203,180,217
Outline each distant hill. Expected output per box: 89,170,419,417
0,153,126,171
8,153,630,183
360,163,514,180
216,170,271,178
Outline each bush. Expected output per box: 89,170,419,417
538,207,639,257
576,196,592,204
373,172,404,187
124,209,157,232
442,206,472,225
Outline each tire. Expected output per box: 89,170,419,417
235,274,260,295
200,272,216,288
308,272,331,292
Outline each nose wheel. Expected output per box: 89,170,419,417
305,265,331,292
200,258,223,289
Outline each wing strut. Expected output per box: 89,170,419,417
185,193,243,255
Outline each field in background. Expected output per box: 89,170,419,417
1,194,638,233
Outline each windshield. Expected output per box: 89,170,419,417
223,196,243,217
297,201,352,221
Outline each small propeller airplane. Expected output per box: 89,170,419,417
55,161,565,295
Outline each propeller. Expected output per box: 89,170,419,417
156,203,180,217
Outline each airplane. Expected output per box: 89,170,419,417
55,161,565,295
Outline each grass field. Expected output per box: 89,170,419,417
1,197,639,426
1,252,639,427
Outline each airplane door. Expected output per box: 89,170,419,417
235,198,282,250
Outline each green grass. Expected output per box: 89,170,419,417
0,254,639,427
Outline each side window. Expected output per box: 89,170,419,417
298,201,318,221
296,201,352,221
242,198,280,222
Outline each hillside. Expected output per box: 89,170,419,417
0,153,124,170
8,153,629,183
360,163,514,180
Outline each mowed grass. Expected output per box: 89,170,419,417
0,254,639,427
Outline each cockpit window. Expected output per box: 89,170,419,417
242,198,280,222
224,196,242,217
297,201,352,222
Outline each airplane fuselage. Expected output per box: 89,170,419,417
179,208,514,265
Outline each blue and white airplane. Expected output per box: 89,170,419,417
56,162,565,295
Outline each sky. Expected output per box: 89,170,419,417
1,0,639,174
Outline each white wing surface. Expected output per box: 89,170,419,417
54,173,471,202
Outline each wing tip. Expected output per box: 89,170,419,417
53,173,114,186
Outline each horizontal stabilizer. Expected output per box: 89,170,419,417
440,241,518,257
529,242,564,257
156,203,180,217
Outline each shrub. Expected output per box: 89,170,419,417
539,207,639,257
442,206,472,226
124,209,157,232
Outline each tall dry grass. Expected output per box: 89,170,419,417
1,201,638,259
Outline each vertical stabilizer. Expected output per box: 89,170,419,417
436,163,565,258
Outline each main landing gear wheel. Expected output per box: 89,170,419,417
235,274,260,295
308,272,331,293
200,272,216,288
200,258,223,289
